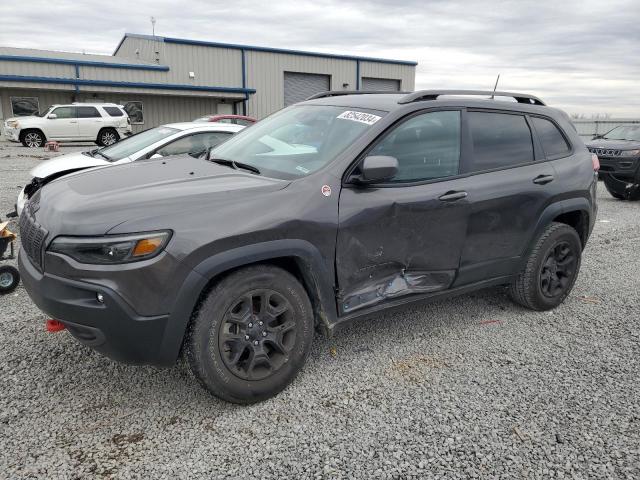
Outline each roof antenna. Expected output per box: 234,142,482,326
490,74,500,99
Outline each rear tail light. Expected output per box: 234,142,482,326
592,153,600,172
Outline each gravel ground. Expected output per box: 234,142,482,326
0,140,638,479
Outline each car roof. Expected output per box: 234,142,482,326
164,122,245,132
49,103,124,107
302,91,555,116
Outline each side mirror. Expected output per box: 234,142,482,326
149,153,163,159
356,155,398,184
47,113,57,120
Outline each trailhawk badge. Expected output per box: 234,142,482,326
321,185,332,197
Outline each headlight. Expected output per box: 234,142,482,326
620,149,640,157
48,231,171,264
6,120,19,128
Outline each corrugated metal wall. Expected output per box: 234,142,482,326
360,61,415,91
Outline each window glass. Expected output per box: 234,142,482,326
103,106,124,117
76,106,101,118
532,117,570,157
468,112,533,170
236,119,254,127
51,107,76,119
370,110,461,182
602,125,640,141
213,105,386,180
98,126,179,162
157,132,233,157
10,97,39,116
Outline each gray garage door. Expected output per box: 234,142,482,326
361,77,401,91
284,72,331,106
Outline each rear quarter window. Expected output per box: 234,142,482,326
532,117,571,157
103,106,125,117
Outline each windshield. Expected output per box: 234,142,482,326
603,126,640,141
36,106,52,117
97,126,180,162
211,105,386,179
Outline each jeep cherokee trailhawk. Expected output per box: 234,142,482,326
20,90,598,403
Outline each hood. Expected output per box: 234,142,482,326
30,151,110,179
6,115,41,125
34,155,289,236
586,138,640,150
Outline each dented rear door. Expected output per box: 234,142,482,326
335,109,469,315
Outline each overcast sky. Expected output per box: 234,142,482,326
1,0,638,117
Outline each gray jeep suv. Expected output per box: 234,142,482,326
19,90,598,403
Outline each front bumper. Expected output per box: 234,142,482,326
19,248,172,365
595,155,640,180
3,126,20,142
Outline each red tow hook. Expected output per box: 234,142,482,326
46,319,66,333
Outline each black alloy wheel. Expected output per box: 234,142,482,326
539,241,577,298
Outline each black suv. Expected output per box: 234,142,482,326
586,125,640,200
19,90,598,403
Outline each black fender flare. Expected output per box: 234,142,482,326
156,239,337,366
521,197,593,261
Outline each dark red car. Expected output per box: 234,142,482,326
193,114,257,127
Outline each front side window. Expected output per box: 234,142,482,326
212,105,386,179
51,107,76,119
369,110,461,182
532,117,570,157
97,126,179,161
156,132,233,157
77,106,101,118
468,111,533,171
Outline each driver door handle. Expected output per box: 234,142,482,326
533,174,554,185
439,190,468,202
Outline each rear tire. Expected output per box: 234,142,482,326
0,265,20,294
185,265,314,404
20,130,45,148
509,222,582,311
97,128,119,146
602,174,640,201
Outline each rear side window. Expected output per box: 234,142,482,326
532,117,571,157
468,112,533,171
77,106,101,118
103,106,124,117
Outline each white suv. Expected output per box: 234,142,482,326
3,103,132,148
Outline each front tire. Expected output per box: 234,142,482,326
185,265,314,404
97,128,119,146
509,222,582,311
0,265,20,294
20,130,45,148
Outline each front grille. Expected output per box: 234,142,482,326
588,147,621,157
19,209,47,271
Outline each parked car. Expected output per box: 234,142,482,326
586,125,640,200
3,103,132,148
19,90,597,404
16,122,243,215
193,114,257,126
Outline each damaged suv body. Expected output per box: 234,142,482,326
20,90,598,403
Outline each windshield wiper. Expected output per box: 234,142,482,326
210,157,261,175
93,150,111,161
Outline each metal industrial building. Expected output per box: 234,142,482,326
0,34,417,134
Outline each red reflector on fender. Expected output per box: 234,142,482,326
46,319,66,332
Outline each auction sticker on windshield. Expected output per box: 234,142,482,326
337,111,382,125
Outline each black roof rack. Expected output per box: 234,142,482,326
306,90,409,100
398,90,546,106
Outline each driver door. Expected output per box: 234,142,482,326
335,110,470,314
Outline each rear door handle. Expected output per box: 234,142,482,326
533,174,554,185
439,190,468,202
